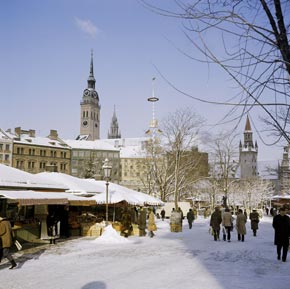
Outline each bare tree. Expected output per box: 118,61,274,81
141,108,207,204
160,107,206,208
141,0,290,144
208,132,239,207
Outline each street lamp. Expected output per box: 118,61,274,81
102,158,112,225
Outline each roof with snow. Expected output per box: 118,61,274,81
0,164,68,190
65,139,119,151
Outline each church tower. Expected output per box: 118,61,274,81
239,115,258,179
108,106,121,139
79,50,100,140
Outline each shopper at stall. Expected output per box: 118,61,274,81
138,207,147,237
0,216,17,269
120,207,132,238
147,208,157,238
46,211,59,244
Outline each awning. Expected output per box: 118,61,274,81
0,190,68,206
56,193,96,206
0,190,97,206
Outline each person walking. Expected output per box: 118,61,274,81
147,208,157,238
0,216,17,269
222,208,233,242
249,208,260,236
160,209,166,221
272,207,290,262
236,209,247,242
186,209,195,229
210,207,222,241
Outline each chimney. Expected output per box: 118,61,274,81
29,129,36,137
14,127,21,136
49,130,58,140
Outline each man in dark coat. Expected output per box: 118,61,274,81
186,209,195,229
121,207,133,238
210,207,222,241
272,207,290,262
160,209,166,221
249,209,260,236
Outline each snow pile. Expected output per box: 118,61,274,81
93,225,132,244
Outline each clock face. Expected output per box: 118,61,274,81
82,120,88,127
93,91,97,98
84,89,90,96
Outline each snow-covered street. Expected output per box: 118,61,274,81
0,215,289,289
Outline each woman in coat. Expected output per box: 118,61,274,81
222,208,233,242
147,209,157,238
236,209,247,242
0,217,17,269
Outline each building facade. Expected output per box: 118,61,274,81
239,116,258,179
278,146,290,194
66,139,120,183
8,127,71,174
0,129,13,166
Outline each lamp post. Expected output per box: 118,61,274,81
102,158,112,225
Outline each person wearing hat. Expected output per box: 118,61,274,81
249,208,260,236
0,216,17,269
272,207,290,262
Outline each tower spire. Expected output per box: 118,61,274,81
108,105,121,139
245,115,252,131
87,49,96,89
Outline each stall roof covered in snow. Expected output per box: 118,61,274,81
0,164,68,190
87,180,164,206
0,190,96,206
36,172,102,195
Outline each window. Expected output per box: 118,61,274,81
5,144,9,151
0,144,2,151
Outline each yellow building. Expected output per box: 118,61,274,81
6,127,71,174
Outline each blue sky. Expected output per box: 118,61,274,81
0,0,283,161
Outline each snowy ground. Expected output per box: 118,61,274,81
0,215,289,289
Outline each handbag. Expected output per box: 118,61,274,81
14,240,22,251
